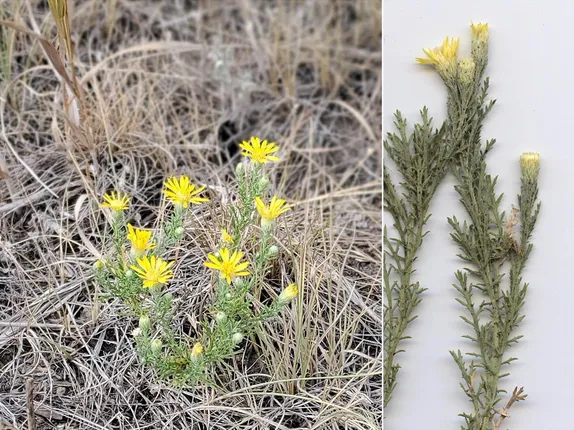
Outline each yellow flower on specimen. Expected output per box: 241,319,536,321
126,224,156,255
100,191,130,211
255,196,290,227
278,283,298,303
204,248,250,284
220,228,234,244
470,22,489,43
163,176,210,208
130,255,175,288
239,136,280,163
191,342,204,358
416,36,459,78
470,22,489,66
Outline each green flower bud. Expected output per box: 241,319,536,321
232,333,244,344
268,245,279,257
94,260,105,270
175,227,185,236
151,339,162,353
125,269,134,278
139,314,150,331
215,312,227,323
225,292,233,300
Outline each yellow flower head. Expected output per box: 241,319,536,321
239,136,280,163
520,152,540,181
130,255,175,288
278,283,298,303
127,224,156,255
163,176,210,208
221,228,234,244
100,191,130,211
416,36,459,77
470,22,489,66
191,342,204,357
470,22,489,43
255,196,290,223
204,248,250,284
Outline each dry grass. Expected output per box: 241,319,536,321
0,0,381,429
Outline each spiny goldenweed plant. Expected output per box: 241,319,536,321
94,137,298,386
417,23,541,429
383,40,478,411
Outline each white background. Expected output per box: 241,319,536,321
383,1,574,429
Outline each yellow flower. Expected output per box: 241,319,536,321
130,255,175,288
520,152,540,181
470,22,489,66
278,283,298,303
127,224,156,255
255,196,290,226
470,22,488,43
239,136,280,163
416,36,459,78
191,342,204,357
204,248,250,284
100,191,130,211
221,228,234,244
163,176,210,208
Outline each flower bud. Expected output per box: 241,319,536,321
268,245,279,257
125,269,134,278
258,175,269,190
520,152,540,181
132,327,142,337
232,333,244,344
175,227,185,236
458,57,476,86
139,314,150,331
151,339,162,353
278,283,298,304
191,342,204,358
225,292,233,300
215,312,227,323
235,162,245,177
94,260,105,270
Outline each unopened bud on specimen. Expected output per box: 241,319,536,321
151,339,163,353
268,245,279,257
215,311,227,323
232,333,244,344
125,269,134,278
139,314,150,331
458,57,476,86
94,260,105,270
470,22,489,67
225,292,233,300
278,283,298,304
175,227,185,236
132,327,142,337
191,342,204,358
520,152,540,181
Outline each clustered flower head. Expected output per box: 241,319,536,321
416,36,459,79
163,176,209,208
130,255,175,288
520,152,541,181
204,248,250,284
239,136,280,164
100,191,130,211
